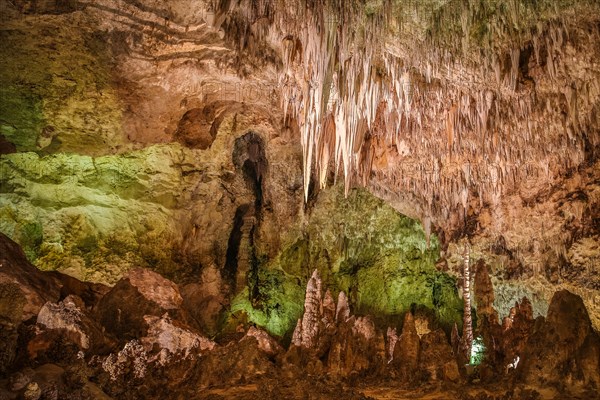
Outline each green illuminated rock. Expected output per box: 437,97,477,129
0,14,123,154
228,185,463,339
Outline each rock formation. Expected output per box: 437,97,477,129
95,268,193,341
391,312,421,382
0,0,599,398
520,290,600,393
287,269,384,378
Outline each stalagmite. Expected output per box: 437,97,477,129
461,242,473,361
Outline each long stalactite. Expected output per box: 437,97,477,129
214,0,600,235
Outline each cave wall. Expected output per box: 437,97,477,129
0,107,303,287
226,185,464,339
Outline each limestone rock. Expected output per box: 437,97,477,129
180,264,226,336
474,260,499,325
95,268,192,342
141,314,216,365
386,327,398,363
520,290,600,389
327,315,384,378
300,269,322,349
23,382,42,400
419,329,460,382
243,326,282,357
0,233,61,321
336,290,350,322
101,340,148,382
36,295,107,351
197,337,274,388
174,107,218,150
501,297,535,366
392,312,421,381
322,289,336,324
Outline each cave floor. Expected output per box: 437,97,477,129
193,381,569,400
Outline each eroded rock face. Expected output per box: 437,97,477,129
174,107,218,150
180,265,227,336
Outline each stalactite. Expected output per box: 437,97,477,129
213,0,600,233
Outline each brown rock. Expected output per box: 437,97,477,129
502,297,535,366
197,337,274,388
141,314,216,364
392,312,421,381
174,107,218,150
474,260,499,325
419,329,460,382
0,234,107,317
180,267,226,336
0,233,61,321
36,295,110,353
242,326,282,357
520,290,600,389
327,315,384,378
95,268,191,342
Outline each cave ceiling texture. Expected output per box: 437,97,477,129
0,0,600,399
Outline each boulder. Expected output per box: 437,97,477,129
141,314,216,365
0,233,107,374
36,295,110,353
95,268,192,341
197,337,274,388
0,233,61,322
242,326,283,357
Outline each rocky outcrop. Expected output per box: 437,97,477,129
95,268,192,341
419,329,460,382
196,337,274,388
286,270,385,378
0,233,107,374
36,295,108,352
391,312,421,381
519,290,600,392
141,314,216,363
0,233,62,321
243,326,282,357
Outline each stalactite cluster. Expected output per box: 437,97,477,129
214,0,600,233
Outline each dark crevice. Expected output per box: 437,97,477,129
224,204,250,286
227,132,269,297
